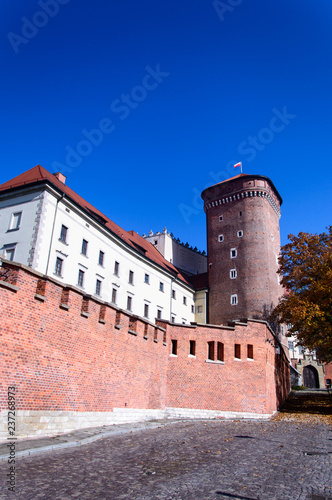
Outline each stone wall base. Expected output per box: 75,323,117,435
0,407,275,442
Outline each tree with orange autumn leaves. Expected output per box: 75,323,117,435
272,226,332,363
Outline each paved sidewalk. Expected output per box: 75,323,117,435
0,418,184,461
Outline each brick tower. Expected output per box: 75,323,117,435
201,174,283,325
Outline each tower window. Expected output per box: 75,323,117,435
230,269,237,279
219,215,223,222
157,309,162,319
183,296,187,305
231,294,238,305
218,234,224,242
144,273,149,284
235,344,241,359
144,303,149,318
239,211,242,216
230,248,237,259
237,230,243,238
129,270,134,284
159,282,164,292
111,288,117,304
127,296,132,311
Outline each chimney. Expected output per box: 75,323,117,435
53,172,67,184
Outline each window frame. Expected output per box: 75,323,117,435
98,250,104,266
59,224,68,243
81,239,88,256
55,257,63,277
77,269,85,287
95,279,102,296
9,212,22,231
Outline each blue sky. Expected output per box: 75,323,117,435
1,0,331,251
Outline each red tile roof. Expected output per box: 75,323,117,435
187,272,208,290
0,165,193,288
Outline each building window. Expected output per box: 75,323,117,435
144,303,149,318
219,215,223,222
159,282,164,292
77,269,84,287
98,251,104,266
114,261,119,276
172,290,176,299
298,346,304,355
196,305,203,313
237,230,243,238
157,309,162,319
230,248,237,258
231,294,238,305
235,344,241,359
247,344,254,359
81,239,88,256
3,245,16,261
208,341,215,361
171,315,175,324
218,234,224,242
288,341,294,351
217,342,224,362
183,296,187,305
129,270,134,284
59,225,68,243
191,305,195,313
95,279,102,296
127,296,132,311
55,257,63,276
189,340,196,356
171,339,178,355
144,273,149,284
9,212,22,231
111,288,117,304
239,211,242,216
230,269,237,279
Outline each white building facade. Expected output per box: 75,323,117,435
0,166,196,325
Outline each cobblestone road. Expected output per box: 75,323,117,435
1,416,332,500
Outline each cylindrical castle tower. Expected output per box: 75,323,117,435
201,174,283,325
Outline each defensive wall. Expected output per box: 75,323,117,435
0,260,290,441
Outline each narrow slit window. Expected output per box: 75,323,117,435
217,342,224,362
235,344,241,359
247,344,254,359
189,340,196,356
171,339,178,355
208,341,215,361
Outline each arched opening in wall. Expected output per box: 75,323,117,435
303,365,319,389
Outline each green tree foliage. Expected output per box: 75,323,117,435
271,226,332,363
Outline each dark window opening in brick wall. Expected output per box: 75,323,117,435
217,342,224,362
208,341,215,361
247,344,254,359
235,343,241,359
190,340,196,356
171,339,178,355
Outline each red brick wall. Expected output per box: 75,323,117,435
0,262,290,416
162,320,290,414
